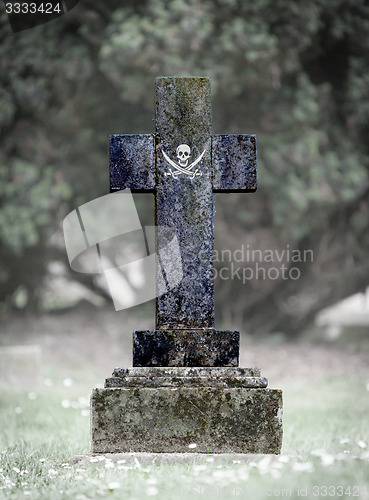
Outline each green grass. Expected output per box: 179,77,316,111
1,378,369,499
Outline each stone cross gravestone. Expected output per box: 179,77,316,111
91,77,283,454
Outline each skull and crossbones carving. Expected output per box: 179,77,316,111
163,144,205,179
176,144,191,167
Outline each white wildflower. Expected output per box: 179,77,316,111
146,486,158,496
292,462,314,472
321,454,335,466
238,467,249,481
78,396,89,407
193,464,207,472
63,378,73,387
188,443,197,449
108,482,121,490
271,468,281,479
256,455,272,473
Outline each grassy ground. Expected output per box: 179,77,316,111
1,309,369,499
1,378,369,499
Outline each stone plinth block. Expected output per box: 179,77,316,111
133,330,239,367
91,367,283,454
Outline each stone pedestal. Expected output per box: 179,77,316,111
91,367,283,454
133,330,240,366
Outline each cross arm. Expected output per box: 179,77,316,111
212,134,257,192
110,134,156,193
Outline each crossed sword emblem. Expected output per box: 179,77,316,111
163,148,206,179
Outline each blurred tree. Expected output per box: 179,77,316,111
0,0,368,334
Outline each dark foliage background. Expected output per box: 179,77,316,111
1,0,369,335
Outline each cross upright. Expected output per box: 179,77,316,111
110,77,257,367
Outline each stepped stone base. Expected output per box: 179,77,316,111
91,367,283,454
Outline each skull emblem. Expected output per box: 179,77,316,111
176,144,191,167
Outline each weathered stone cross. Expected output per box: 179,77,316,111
92,77,282,455
110,77,256,367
